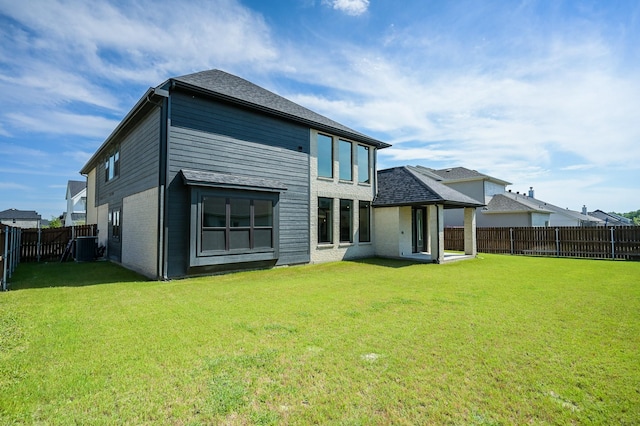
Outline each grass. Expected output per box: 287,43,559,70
1,255,639,425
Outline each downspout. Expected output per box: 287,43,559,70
156,88,170,280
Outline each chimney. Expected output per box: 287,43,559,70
582,205,587,215
528,187,535,198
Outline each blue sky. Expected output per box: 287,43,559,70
1,0,639,220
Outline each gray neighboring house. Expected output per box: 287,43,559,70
64,180,87,227
419,166,602,227
81,69,393,279
588,210,633,226
0,208,41,228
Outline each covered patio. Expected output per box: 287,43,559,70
373,166,485,263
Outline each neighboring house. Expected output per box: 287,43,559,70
64,180,87,226
80,69,481,278
417,166,551,227
421,166,602,227
0,208,41,228
588,210,633,226
480,191,554,227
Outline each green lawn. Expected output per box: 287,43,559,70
1,256,639,425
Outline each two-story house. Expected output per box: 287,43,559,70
80,69,396,279
64,180,87,226
80,70,481,279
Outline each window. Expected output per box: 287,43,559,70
339,140,352,181
357,145,370,184
111,208,121,239
317,134,333,178
340,199,353,243
359,201,371,242
202,196,274,253
318,197,333,243
105,148,120,182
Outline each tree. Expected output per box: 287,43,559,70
47,216,62,228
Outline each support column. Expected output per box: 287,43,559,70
428,204,444,263
464,207,477,256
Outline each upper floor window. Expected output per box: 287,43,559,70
357,145,370,184
317,134,333,178
339,140,352,181
105,148,120,182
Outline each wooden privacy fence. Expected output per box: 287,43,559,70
20,225,97,262
1,224,22,291
445,226,640,260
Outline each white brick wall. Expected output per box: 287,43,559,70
122,188,158,278
373,206,413,258
309,130,376,263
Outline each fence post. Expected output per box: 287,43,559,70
2,226,9,291
37,224,42,262
510,228,514,254
555,228,560,256
610,227,615,259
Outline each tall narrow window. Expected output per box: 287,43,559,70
357,145,370,184
111,208,121,239
318,197,333,243
359,201,371,242
339,140,352,181
105,148,120,182
340,199,353,243
317,134,333,178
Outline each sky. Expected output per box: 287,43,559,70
1,0,639,220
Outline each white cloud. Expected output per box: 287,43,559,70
323,0,369,16
0,0,279,89
0,182,30,190
6,111,120,138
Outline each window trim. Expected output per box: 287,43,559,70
357,145,370,184
110,208,121,240
359,200,371,243
105,148,120,182
318,197,333,244
338,140,353,181
340,199,353,243
190,188,279,267
317,133,334,179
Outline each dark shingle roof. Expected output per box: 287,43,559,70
172,70,390,149
67,180,86,198
0,209,41,220
373,167,485,208
81,69,390,174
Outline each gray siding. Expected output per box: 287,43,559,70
93,107,161,262
95,108,161,206
166,92,311,277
